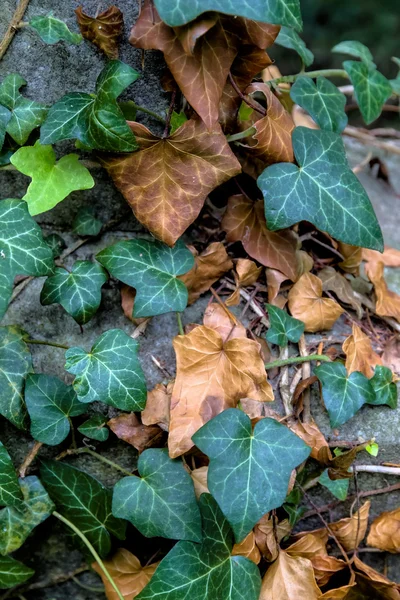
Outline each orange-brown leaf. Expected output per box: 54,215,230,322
286,532,327,560
203,303,246,341
319,577,356,600
362,246,400,267
318,267,363,319
254,514,292,562
92,549,159,600
288,273,344,332
329,501,370,551
366,506,400,553
290,419,329,461
342,323,382,378
75,5,123,59
226,258,262,306
382,337,400,376
108,413,163,453
338,243,362,274
141,382,172,431
260,551,322,599
266,268,288,308
311,555,347,587
352,556,400,599
102,118,240,246
365,260,400,322
190,466,209,498
232,531,261,564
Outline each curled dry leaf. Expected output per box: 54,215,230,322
266,268,288,308
366,506,400,553
120,285,149,328
232,531,261,564
75,5,123,59
365,261,400,322
240,397,265,419
329,501,371,551
92,548,159,600
108,413,163,453
254,514,292,562
342,323,382,378
202,303,246,341
288,273,344,332
260,550,322,600
226,258,262,306
362,246,400,267
353,556,400,599
141,382,172,431
286,532,327,560
222,195,301,281
311,555,347,587
338,243,362,274
317,443,367,480
382,337,400,376
168,304,273,457
102,119,240,247
190,466,209,498
318,267,363,319
319,575,356,600
290,419,329,461
286,532,346,586
179,242,233,304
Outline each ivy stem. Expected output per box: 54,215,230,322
25,339,70,350
53,511,125,600
176,312,184,336
133,102,166,124
228,72,267,116
264,354,331,369
267,68,349,85
56,447,133,477
226,126,256,143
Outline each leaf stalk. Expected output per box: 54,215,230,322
265,354,331,369
25,338,70,350
226,126,256,143
267,69,349,85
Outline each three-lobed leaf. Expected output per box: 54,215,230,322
97,239,195,317
290,76,348,132
368,365,398,409
112,448,202,542
275,26,313,66
0,442,23,507
266,303,304,347
75,5,123,59
193,409,310,541
0,555,34,589
65,328,147,411
332,40,375,68
29,13,82,45
343,61,392,125
258,127,384,251
72,206,102,236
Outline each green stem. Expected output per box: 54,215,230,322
265,354,331,369
176,312,184,336
53,511,124,600
268,68,349,85
226,126,256,143
133,103,166,123
63,447,133,477
25,338,70,350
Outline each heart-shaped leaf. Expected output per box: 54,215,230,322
290,77,347,132
332,40,375,68
266,304,304,347
137,494,261,600
40,60,139,152
0,556,34,589
40,260,107,324
275,26,313,66
40,460,125,557
29,13,82,45
97,239,194,317
44,233,66,258
315,362,375,427
72,206,102,236
368,365,397,409
65,329,147,411
0,476,54,555
11,142,95,216
0,200,54,319
75,5,124,59
0,326,32,429
258,127,383,251
77,415,109,441
112,448,202,542
0,442,23,507
0,74,48,145
343,61,392,125
25,374,86,446
193,409,310,541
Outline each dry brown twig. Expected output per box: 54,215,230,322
0,0,31,60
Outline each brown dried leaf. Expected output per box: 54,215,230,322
291,104,319,129
352,556,400,599
226,258,262,306
311,555,347,587
288,273,344,332
366,506,400,553
329,501,371,551
365,261,400,322
108,413,163,453
75,5,123,59
290,419,329,461
222,195,300,281
317,443,369,480
101,118,240,246
286,533,346,586
254,514,292,562
362,246,400,267
173,14,218,55
318,267,363,319
266,268,288,308
190,466,209,498
203,303,246,342
141,382,172,431
382,337,400,376
92,548,159,600
286,532,327,560
120,285,149,328
320,577,356,600
232,531,261,564
179,242,233,304
240,397,265,419
338,243,362,274
342,323,382,378
260,551,322,599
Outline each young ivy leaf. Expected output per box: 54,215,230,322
77,415,109,442
112,448,202,542
10,142,95,216
25,374,86,446
40,60,139,152
72,206,102,236
258,127,384,251
40,261,107,325
368,365,398,409
40,460,126,557
97,239,195,317
275,26,314,66
136,494,261,600
0,326,32,430
75,6,124,59
314,362,375,427
319,469,349,501
343,61,392,125
44,233,66,258
0,74,48,145
193,409,310,542
266,304,304,347
0,442,23,507
0,556,34,589
290,77,348,133
0,476,54,555
332,40,376,68
170,110,188,134
29,13,82,45
153,0,302,30
65,328,147,411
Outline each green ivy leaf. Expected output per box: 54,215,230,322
65,328,147,411
343,61,392,125
319,469,349,500
0,442,23,507
40,60,139,152
153,0,302,30
0,476,54,555
44,233,66,258
315,362,375,427
10,142,95,216
72,206,102,236
40,460,125,557
275,26,313,67
0,106,11,151
77,415,109,442
112,448,202,542
368,365,398,409
290,77,348,132
266,304,304,347
258,127,383,251
97,239,194,317
170,110,188,134
193,409,310,541
332,40,375,68
0,74,48,145
25,374,86,446
29,13,83,45
40,261,107,324
0,556,34,589
137,494,261,600
390,77,400,95
0,326,32,430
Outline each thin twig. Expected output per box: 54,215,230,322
19,441,43,478
352,151,373,174
0,0,31,60
176,312,184,336
344,126,400,156
298,334,311,422
228,73,266,116
351,465,400,476
222,280,269,327
299,232,345,260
